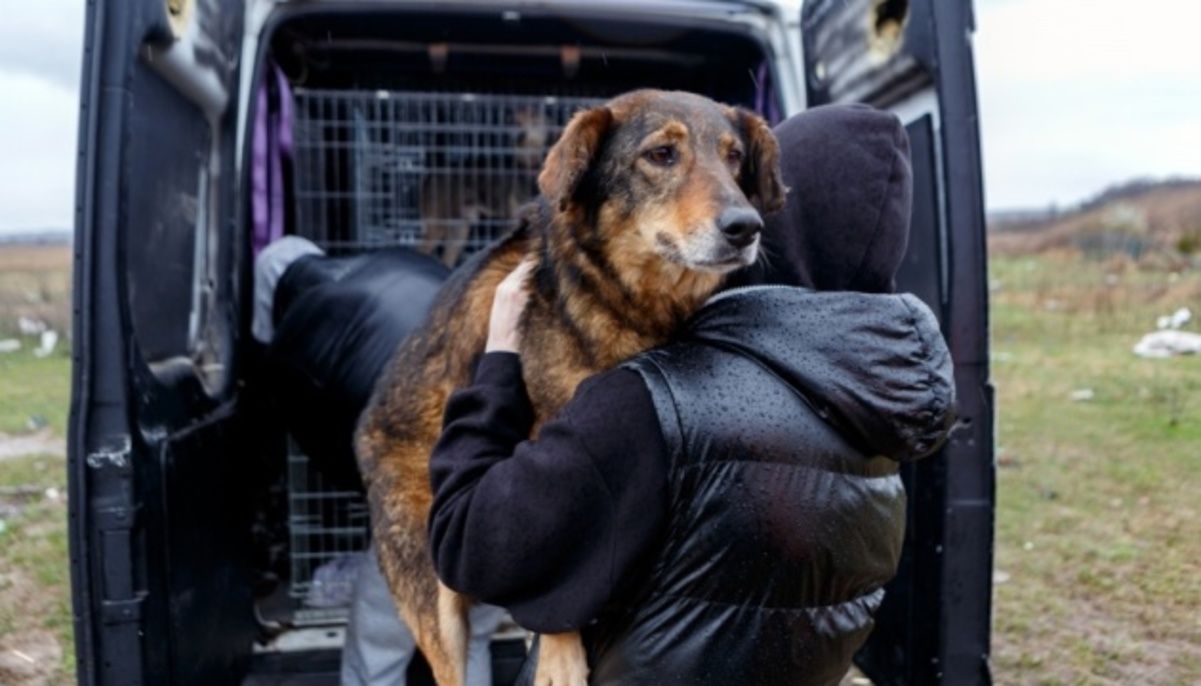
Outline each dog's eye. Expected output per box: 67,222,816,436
643,145,678,167
727,149,744,166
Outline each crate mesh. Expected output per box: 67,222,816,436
285,88,602,610
292,88,603,258
286,442,370,616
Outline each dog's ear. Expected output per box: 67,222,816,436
538,106,613,211
731,108,787,214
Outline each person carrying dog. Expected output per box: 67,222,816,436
427,103,957,685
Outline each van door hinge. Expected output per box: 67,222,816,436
87,436,143,623
100,597,144,625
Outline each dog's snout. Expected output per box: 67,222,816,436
718,207,763,248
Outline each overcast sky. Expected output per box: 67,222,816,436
1,1,1200,233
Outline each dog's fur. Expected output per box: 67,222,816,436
356,89,785,685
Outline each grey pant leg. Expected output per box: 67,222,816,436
466,603,507,686
341,545,509,686
341,546,415,685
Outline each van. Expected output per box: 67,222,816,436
69,0,994,683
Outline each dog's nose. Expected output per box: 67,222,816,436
718,207,763,248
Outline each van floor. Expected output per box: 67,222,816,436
243,639,527,685
244,649,342,686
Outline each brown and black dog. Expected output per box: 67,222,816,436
356,89,786,686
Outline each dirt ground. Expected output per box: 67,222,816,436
0,430,64,461
0,452,71,685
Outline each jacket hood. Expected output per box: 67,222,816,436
689,286,955,461
727,104,913,292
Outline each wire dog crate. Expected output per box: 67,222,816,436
284,88,603,614
292,88,603,260
286,442,371,624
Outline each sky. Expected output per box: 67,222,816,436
1,0,1200,234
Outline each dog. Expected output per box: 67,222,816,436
356,89,786,686
418,107,550,267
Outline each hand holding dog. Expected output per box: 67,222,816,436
485,258,536,353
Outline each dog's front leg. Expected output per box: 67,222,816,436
534,631,589,686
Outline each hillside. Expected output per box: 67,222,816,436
989,179,1201,258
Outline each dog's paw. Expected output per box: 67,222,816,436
534,631,589,686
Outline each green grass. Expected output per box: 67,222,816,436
0,349,71,436
990,254,1201,684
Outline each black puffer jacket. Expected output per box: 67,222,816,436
587,286,955,685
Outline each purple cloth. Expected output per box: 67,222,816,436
252,64,294,257
754,61,783,126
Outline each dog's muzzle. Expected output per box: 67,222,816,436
717,207,764,249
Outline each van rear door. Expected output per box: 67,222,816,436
800,1,995,684
70,1,253,684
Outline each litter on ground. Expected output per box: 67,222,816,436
33,330,58,358
17,316,47,336
1133,330,1201,358
1156,306,1192,331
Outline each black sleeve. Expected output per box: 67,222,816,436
428,352,669,633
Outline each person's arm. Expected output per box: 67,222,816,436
428,256,666,633
428,354,667,633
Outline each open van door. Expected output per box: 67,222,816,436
70,1,254,683
800,1,995,683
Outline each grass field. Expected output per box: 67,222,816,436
0,244,72,684
989,253,1201,683
0,243,1199,683
0,245,72,339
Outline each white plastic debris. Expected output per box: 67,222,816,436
17,316,47,336
1156,307,1192,331
0,339,20,354
1133,330,1201,358
306,553,362,608
33,330,58,358
1069,388,1095,402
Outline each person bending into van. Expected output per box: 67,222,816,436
427,104,957,685
251,241,507,685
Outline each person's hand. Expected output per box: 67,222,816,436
485,258,536,353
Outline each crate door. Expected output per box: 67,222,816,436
800,1,995,684
70,1,253,684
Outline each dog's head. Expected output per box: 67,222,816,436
538,90,786,273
